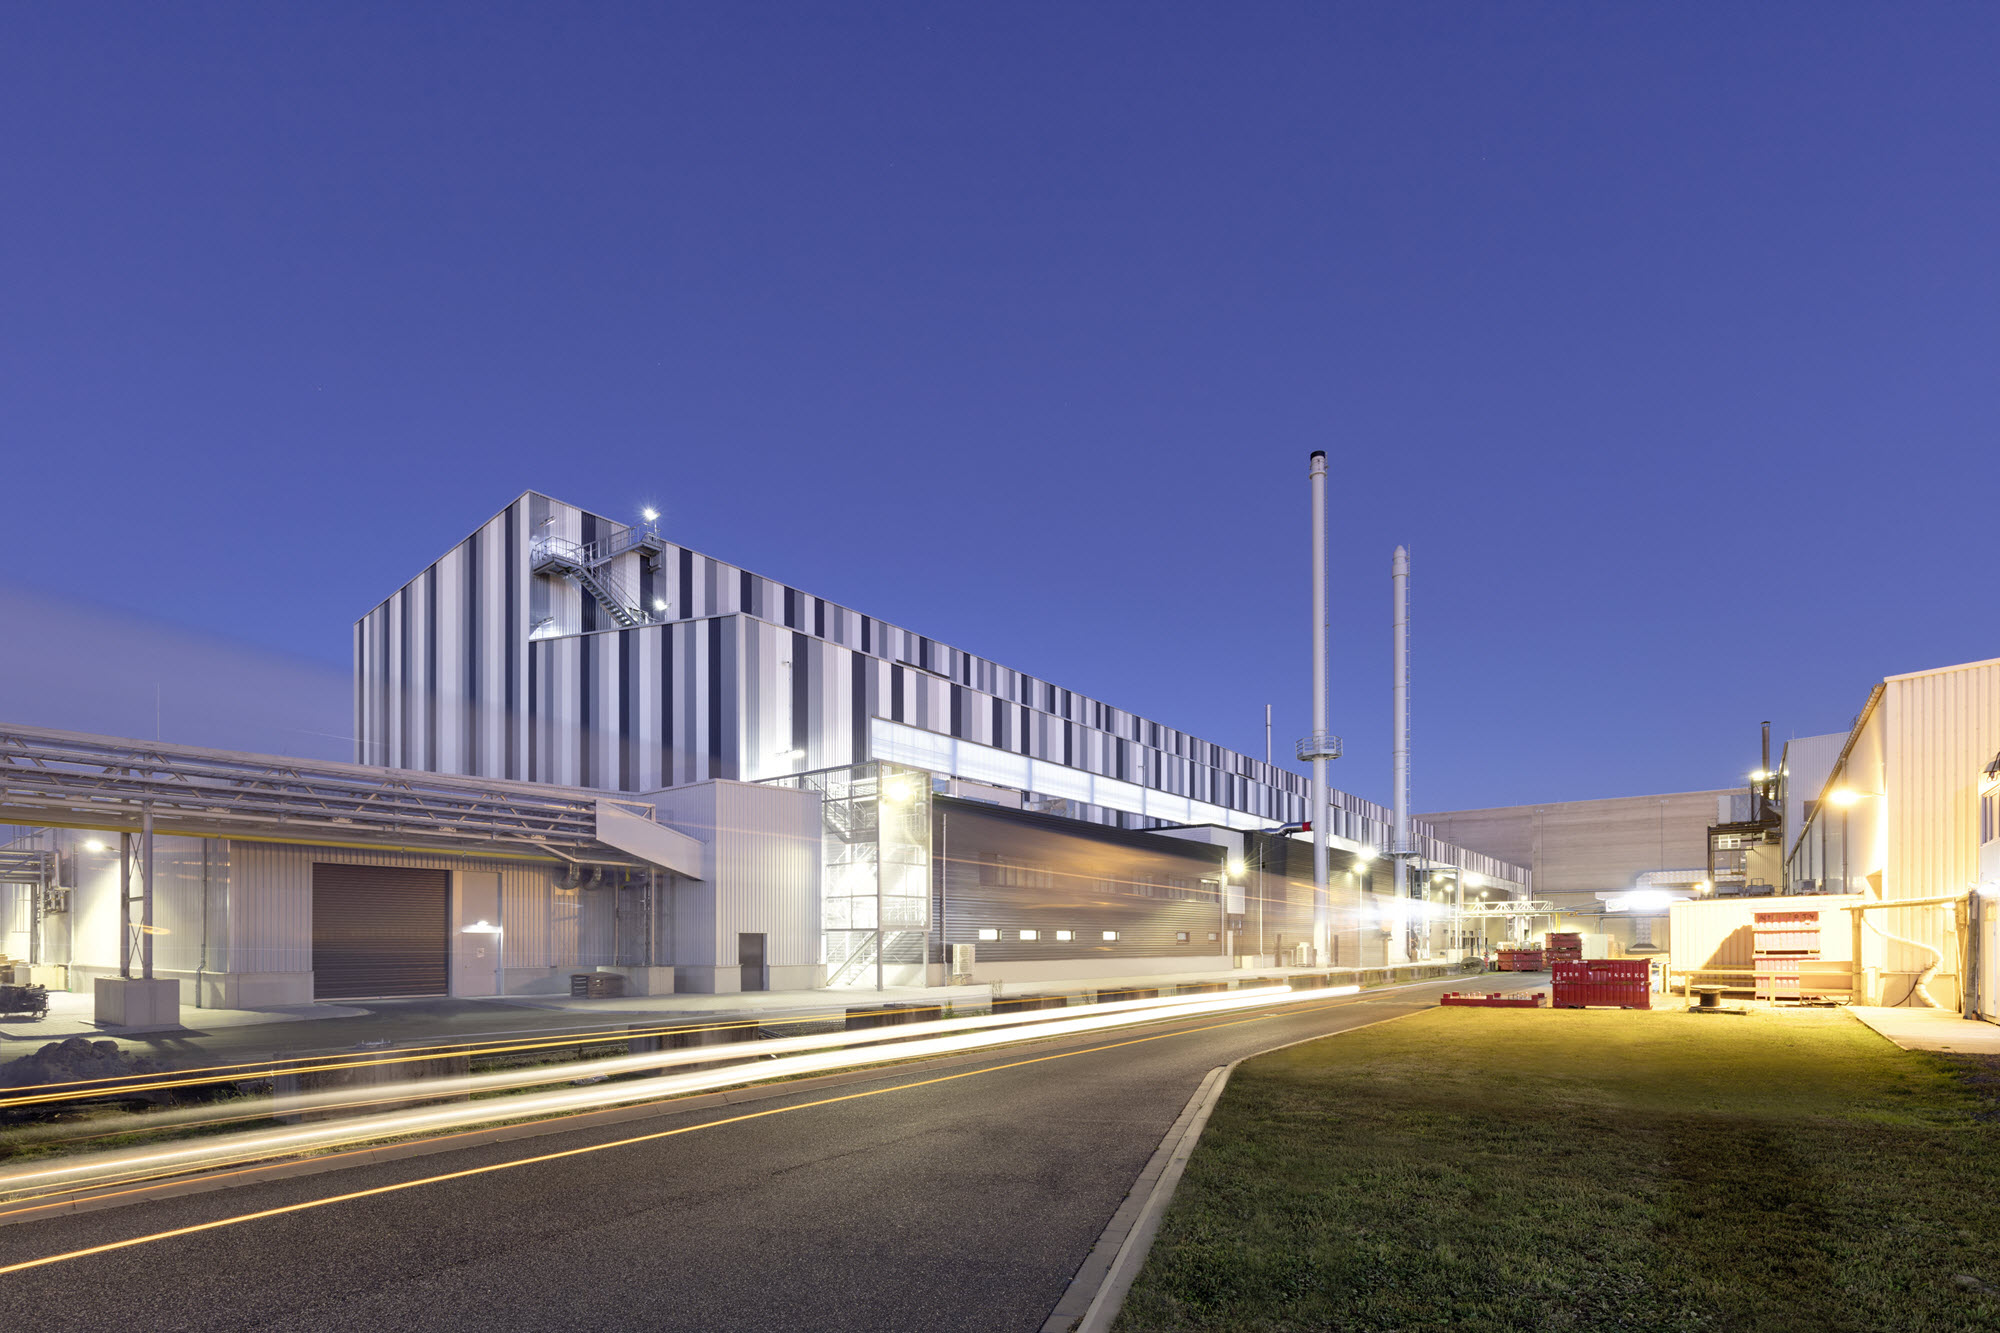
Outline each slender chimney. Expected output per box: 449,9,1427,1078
1392,545,1411,964
1308,451,1331,964
1761,720,1772,803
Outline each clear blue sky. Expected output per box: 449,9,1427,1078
2,4,1994,810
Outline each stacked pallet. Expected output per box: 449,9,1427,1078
1494,946,1545,972
1544,932,1583,966
1753,910,1819,1002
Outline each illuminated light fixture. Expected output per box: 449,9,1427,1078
1102,930,1118,941
1750,769,1770,781
1354,846,1378,862
1226,858,1247,878
1828,788,1865,807
84,839,106,853
641,507,659,523
780,748,807,760
1465,873,1483,888
1019,929,1038,941
881,776,918,804
1695,881,1713,893
977,928,999,942
461,920,502,935
1055,929,1074,941
653,598,668,612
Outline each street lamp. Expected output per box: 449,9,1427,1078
461,919,504,996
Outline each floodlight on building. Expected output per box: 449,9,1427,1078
461,920,502,935
1828,788,1864,807
84,839,106,853
1354,846,1377,862
641,507,659,523
881,776,918,804
1695,880,1713,894
782,748,807,760
653,598,668,612
1750,769,1770,781
1227,858,1246,878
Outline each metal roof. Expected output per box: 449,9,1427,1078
0,723,657,867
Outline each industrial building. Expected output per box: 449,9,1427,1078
1,489,1531,1019
1417,789,1746,955
1780,655,2000,1013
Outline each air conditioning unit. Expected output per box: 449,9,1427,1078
950,943,976,982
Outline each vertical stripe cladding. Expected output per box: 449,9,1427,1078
350,492,1363,829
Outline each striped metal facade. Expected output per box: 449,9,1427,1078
355,492,1528,886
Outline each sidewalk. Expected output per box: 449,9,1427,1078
1848,1005,2000,1054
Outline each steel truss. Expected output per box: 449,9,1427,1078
0,723,654,866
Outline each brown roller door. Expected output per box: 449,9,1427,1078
312,863,450,999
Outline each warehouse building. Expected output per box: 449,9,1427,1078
1783,655,2000,1012
1,491,1530,1016
345,491,1530,989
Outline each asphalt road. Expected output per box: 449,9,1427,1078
0,978,1507,1332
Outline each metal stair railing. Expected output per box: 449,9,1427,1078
826,933,879,987
530,536,653,629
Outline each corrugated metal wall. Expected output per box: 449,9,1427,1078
228,841,577,974
1882,659,2000,999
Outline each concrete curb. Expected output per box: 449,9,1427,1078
1039,1062,1233,1333
1038,994,1483,1332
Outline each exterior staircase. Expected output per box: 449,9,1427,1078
530,526,668,629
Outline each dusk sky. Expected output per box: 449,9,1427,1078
3,4,1993,811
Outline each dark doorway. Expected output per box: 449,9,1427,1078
312,863,449,999
738,933,767,992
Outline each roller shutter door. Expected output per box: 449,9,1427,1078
312,863,449,999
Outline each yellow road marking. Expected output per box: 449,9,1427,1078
0,994,1382,1277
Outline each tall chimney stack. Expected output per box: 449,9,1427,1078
1392,545,1411,963
1308,451,1331,964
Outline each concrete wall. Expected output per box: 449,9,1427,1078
1420,790,1734,952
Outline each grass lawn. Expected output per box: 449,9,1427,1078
1115,1006,2000,1333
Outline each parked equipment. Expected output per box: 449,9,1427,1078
569,972,626,999
0,983,49,1020
1495,947,1545,972
1552,959,1651,1009
1544,932,1583,966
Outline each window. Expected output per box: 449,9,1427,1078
1055,929,1074,941
1175,931,1189,944
1019,929,1038,941
1102,930,1119,941
977,928,999,942
1207,932,1219,942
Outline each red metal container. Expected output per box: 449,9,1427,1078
1552,958,1652,1009
1440,991,1547,1008
1495,948,1545,972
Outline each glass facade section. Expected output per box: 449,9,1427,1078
769,761,932,989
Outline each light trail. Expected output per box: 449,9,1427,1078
0,1013,787,1108
1,989,1297,1211
0,985,1346,1203
0,992,1373,1279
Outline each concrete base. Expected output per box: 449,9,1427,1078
94,977,181,1027
603,966,676,996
